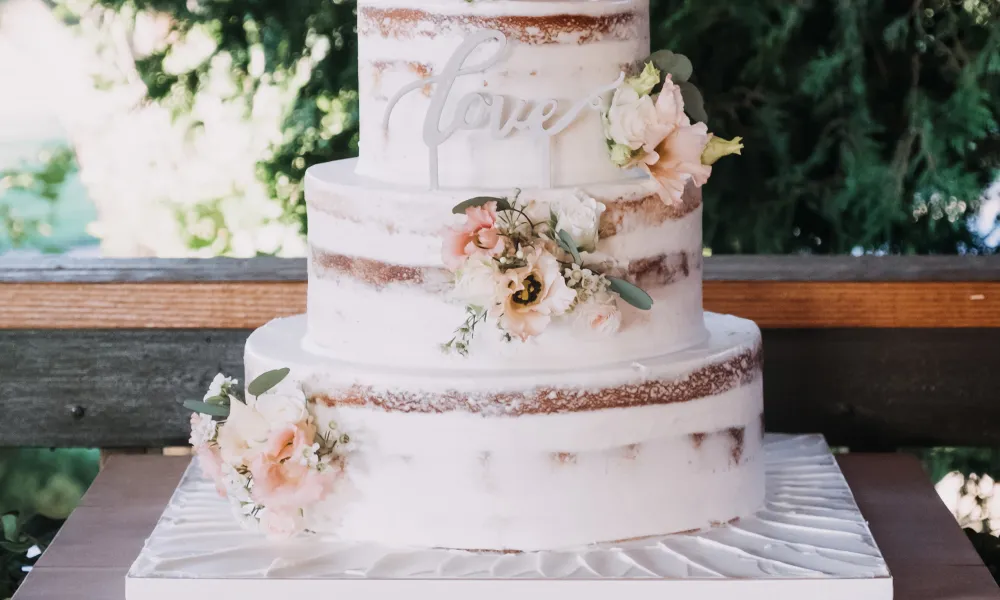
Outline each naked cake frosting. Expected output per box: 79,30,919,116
185,0,755,551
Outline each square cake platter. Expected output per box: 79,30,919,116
126,434,892,600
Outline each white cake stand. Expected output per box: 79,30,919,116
126,434,892,600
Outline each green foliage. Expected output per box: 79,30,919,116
0,449,99,598
0,147,78,252
247,367,291,396
648,0,1000,253
93,0,1000,254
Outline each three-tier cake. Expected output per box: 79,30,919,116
187,0,762,552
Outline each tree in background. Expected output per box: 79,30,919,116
87,0,1000,254
651,0,1000,253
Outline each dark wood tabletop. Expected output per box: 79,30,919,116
11,453,1000,599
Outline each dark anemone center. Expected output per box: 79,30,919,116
511,274,543,306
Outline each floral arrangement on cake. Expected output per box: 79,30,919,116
603,51,743,204
185,370,352,538
441,192,652,355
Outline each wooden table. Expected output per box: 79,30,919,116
12,454,1000,599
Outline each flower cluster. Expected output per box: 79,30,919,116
186,370,351,539
441,192,652,355
603,57,743,205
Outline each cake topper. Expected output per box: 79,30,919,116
382,29,624,190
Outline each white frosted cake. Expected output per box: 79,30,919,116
186,0,757,552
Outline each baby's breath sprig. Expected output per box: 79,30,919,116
441,305,488,356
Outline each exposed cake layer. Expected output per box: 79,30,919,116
356,0,650,188
245,312,764,550
305,159,706,370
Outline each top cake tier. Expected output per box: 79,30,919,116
355,0,650,189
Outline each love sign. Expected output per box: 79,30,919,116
382,29,623,189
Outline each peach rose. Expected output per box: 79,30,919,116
575,295,623,336
442,202,505,270
495,249,577,340
249,421,341,511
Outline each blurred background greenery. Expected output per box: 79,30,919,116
0,0,999,595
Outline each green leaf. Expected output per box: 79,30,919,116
247,367,290,396
557,229,582,265
647,50,693,82
452,196,508,214
203,394,228,405
608,277,654,310
1,513,18,542
182,400,231,417
678,81,708,123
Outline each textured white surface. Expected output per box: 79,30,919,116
304,158,706,370
126,435,891,600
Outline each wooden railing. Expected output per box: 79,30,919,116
1,255,999,449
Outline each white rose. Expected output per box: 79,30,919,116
575,294,622,336
606,86,658,151
216,398,270,464
254,387,309,427
453,256,501,307
204,373,238,401
552,192,606,252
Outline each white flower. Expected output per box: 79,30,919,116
204,373,238,401
189,413,217,447
564,263,612,304
296,442,322,467
220,463,253,504
215,399,270,465
452,256,502,307
254,387,309,428
575,293,623,336
605,86,659,151
551,192,606,253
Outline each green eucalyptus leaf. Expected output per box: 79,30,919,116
557,229,582,265
608,277,654,310
678,81,708,123
247,367,291,396
182,400,231,417
452,196,507,214
648,50,693,82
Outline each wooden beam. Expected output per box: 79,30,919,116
5,255,1000,283
2,280,998,328
2,328,998,448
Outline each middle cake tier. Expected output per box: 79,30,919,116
305,158,707,370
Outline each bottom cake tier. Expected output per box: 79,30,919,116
244,312,764,551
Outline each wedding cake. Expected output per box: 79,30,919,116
186,0,760,552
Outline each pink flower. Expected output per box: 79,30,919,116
622,75,713,205
248,420,341,511
258,507,304,539
442,202,505,270
195,443,227,497
645,122,712,205
495,249,577,340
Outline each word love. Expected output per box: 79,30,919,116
382,29,623,188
